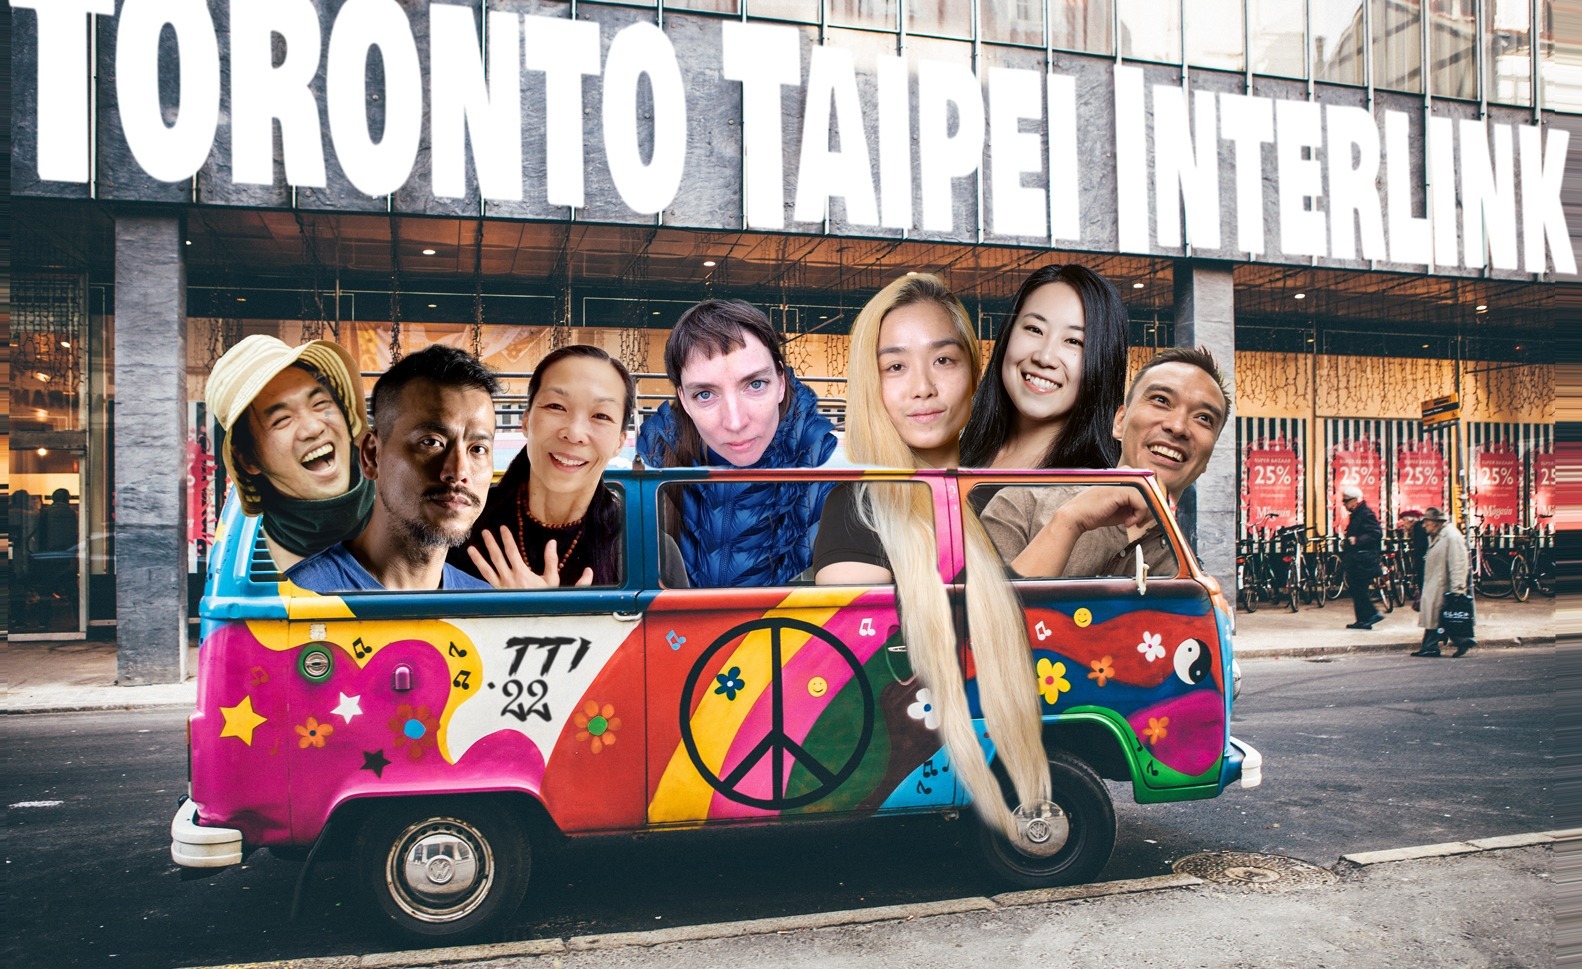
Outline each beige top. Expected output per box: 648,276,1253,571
980,485,1178,578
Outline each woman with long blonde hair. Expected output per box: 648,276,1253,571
813,273,1052,844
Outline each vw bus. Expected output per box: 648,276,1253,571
172,465,1261,938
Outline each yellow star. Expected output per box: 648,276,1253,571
219,696,267,746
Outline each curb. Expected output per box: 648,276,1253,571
1234,636,1554,660
1340,830,1561,866
185,837,1556,969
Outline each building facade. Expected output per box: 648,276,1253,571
5,1,1574,681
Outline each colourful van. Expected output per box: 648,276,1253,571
172,465,1261,938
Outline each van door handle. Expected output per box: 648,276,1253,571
1135,544,1149,596
613,611,642,622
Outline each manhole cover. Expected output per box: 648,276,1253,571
1172,851,1338,891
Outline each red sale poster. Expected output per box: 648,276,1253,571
1394,440,1445,516
1471,445,1521,528
187,418,217,562
1533,452,1554,523
1331,440,1384,531
1244,442,1300,531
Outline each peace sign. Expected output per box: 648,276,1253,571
679,617,874,811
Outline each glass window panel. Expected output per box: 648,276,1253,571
1313,0,1366,84
1052,0,1114,54
1120,0,1181,62
828,0,899,30
1540,0,1582,111
1372,0,1423,92
747,0,820,21
1186,0,1246,70
672,0,739,12
1487,0,1533,105
974,482,1180,580
1249,0,1306,76
1430,0,1478,99
983,0,1046,46
908,0,973,38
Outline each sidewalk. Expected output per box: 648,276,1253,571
1,597,1553,715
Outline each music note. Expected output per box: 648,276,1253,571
448,642,468,659
452,670,471,690
249,666,269,686
916,779,933,796
352,637,371,660
859,618,876,637
268,738,281,757
1034,621,1052,641
922,757,940,779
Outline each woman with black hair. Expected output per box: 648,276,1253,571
455,344,634,588
959,264,1129,471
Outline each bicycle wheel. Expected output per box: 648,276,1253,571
1535,554,1556,598
1324,555,1346,600
1376,577,1395,613
1510,555,1531,603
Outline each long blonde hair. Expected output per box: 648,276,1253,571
845,273,1050,840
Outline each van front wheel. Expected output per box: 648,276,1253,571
975,753,1116,889
356,798,529,940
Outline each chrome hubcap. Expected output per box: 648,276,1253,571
387,818,493,923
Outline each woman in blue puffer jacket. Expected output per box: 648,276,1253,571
636,300,838,588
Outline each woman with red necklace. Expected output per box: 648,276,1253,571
454,344,634,588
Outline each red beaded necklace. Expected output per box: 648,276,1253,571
515,490,586,569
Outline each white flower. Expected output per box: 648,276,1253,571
1137,632,1165,662
906,689,941,730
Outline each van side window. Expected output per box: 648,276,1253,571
656,479,838,588
976,482,1179,579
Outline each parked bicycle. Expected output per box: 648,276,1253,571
1471,528,1531,602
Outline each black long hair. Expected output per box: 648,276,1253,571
465,345,636,585
959,264,1128,469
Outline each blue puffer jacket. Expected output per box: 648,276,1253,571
636,375,838,588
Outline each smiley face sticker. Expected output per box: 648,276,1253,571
807,676,828,698
1074,608,1093,628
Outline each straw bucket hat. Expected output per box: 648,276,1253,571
206,335,367,515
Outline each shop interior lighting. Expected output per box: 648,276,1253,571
906,271,917,276
37,448,49,457
422,248,437,256
236,297,247,302
1475,304,1487,312
1132,282,1145,289
36,372,50,382
427,303,438,308
60,340,72,348
703,260,717,267
1293,293,1306,299
185,239,192,246
35,409,48,418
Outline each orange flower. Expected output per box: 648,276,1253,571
1143,716,1170,745
295,716,333,749
1087,655,1116,687
574,700,621,754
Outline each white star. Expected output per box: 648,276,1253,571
333,693,362,724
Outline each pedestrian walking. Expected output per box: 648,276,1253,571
1340,485,1384,629
1414,507,1476,657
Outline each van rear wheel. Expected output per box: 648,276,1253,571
356,798,529,940
975,753,1115,889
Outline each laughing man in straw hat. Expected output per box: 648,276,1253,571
206,335,374,569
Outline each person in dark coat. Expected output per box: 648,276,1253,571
1398,509,1428,595
1340,484,1384,628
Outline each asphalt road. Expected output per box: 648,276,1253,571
2,648,1554,969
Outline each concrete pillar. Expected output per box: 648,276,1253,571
1172,260,1236,590
114,214,188,685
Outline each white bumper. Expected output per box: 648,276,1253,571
171,798,244,868
1230,736,1263,789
